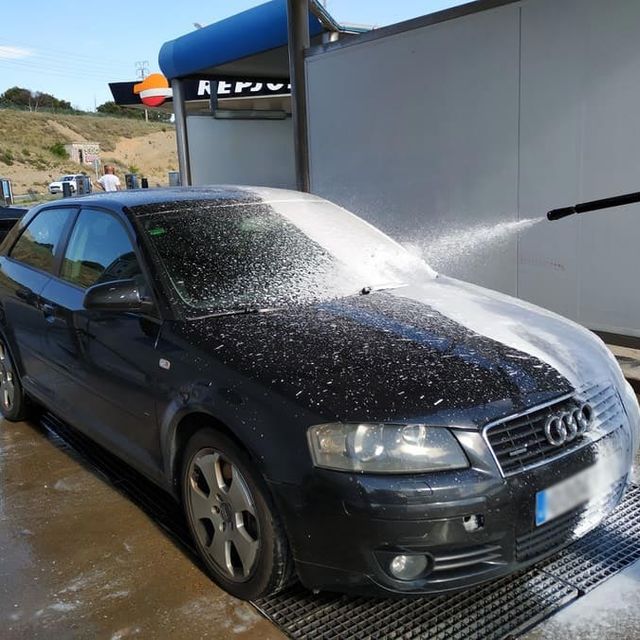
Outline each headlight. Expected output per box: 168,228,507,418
307,423,468,473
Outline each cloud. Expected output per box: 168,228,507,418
0,45,33,60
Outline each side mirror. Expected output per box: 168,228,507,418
83,279,154,313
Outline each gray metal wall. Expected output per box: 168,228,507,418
305,0,640,337
187,115,296,189
517,0,640,336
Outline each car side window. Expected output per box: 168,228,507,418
9,208,74,274
60,209,144,290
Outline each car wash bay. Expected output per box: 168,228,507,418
2,404,640,640
10,0,640,636
156,0,640,342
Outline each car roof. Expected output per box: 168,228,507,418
49,185,321,216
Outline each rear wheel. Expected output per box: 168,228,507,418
0,338,30,422
181,428,293,600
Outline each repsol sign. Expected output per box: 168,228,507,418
197,80,291,98
109,76,291,108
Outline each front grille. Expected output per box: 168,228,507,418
515,475,627,562
485,382,623,476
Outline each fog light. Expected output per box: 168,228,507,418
389,554,428,581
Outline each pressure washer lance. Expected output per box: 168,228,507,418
547,190,640,221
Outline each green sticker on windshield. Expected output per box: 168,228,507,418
148,227,166,236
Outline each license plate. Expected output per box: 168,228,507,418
535,457,626,527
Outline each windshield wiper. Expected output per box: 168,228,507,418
190,307,282,320
359,283,408,295
190,285,409,319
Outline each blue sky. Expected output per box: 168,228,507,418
0,1,464,111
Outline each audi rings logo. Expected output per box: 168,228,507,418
544,403,594,446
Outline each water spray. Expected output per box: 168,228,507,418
547,190,640,221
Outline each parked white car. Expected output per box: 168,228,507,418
48,174,85,195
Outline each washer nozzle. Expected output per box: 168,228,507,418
546,190,640,222
547,206,576,221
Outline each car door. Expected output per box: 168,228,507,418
0,206,77,398
39,207,165,477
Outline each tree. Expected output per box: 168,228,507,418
0,86,73,111
37,91,72,111
96,101,134,116
96,100,171,122
0,86,31,108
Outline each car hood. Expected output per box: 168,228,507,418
182,275,623,428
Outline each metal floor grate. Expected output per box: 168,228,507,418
256,484,640,640
37,414,640,640
539,484,640,593
254,569,577,640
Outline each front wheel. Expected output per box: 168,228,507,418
181,428,294,600
0,338,31,422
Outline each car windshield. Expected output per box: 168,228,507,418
61,176,75,181
137,192,435,313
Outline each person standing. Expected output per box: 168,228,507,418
97,165,121,192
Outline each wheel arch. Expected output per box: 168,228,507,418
165,409,256,500
0,326,25,378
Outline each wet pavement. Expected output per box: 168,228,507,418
2,409,640,639
0,418,284,640
522,559,640,640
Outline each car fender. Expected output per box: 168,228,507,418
157,374,319,496
158,388,268,497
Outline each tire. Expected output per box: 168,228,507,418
180,428,294,600
0,337,31,422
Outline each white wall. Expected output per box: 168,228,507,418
517,0,640,336
187,115,296,189
306,0,640,337
306,5,521,294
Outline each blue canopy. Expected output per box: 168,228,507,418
159,0,327,80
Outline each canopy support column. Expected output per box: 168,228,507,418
171,78,192,186
286,0,311,192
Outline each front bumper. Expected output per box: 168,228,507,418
271,422,634,596
49,185,74,194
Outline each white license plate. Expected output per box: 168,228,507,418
535,458,626,527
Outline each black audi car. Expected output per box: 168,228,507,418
0,187,637,600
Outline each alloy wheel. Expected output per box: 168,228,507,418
0,342,15,412
187,450,260,581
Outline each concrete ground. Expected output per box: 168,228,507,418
0,419,284,640
1,346,639,639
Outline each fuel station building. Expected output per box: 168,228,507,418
114,0,640,339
